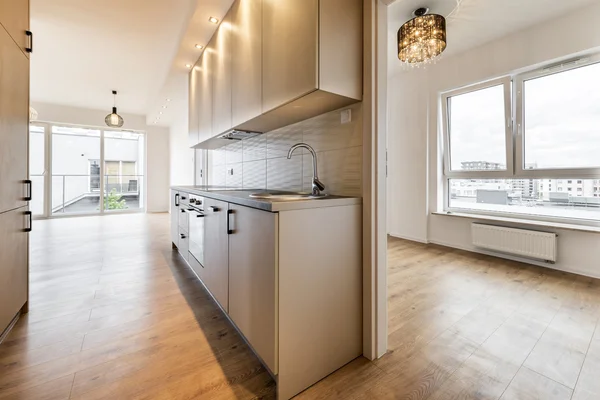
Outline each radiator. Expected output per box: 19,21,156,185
471,223,557,263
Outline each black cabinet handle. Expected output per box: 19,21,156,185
180,233,186,239
175,193,180,207
227,209,234,234
181,195,187,200
209,206,220,212
181,208,186,213
24,180,32,201
24,211,32,232
196,213,205,218
25,30,32,53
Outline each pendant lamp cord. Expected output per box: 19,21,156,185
447,0,463,20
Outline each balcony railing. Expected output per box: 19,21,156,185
47,174,143,214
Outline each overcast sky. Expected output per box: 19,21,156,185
449,62,600,171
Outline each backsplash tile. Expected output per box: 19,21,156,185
207,103,363,197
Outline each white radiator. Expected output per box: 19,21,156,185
471,223,557,263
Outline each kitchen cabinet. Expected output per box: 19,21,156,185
197,44,213,144
188,63,200,147
170,190,179,248
0,0,30,57
0,23,29,215
203,198,229,311
0,207,29,336
170,187,362,399
230,0,262,127
211,14,232,137
228,204,278,373
262,0,319,113
178,226,189,263
189,0,362,149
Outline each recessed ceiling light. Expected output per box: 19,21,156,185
195,44,204,49
185,64,192,68
166,98,171,102
162,105,167,109
159,112,163,115
208,17,219,24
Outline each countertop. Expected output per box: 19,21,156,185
171,186,362,212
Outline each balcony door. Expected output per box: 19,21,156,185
32,123,145,218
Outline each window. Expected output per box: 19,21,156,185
442,56,600,224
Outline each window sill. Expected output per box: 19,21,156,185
432,211,600,234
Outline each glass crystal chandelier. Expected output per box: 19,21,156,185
398,7,447,65
105,90,124,128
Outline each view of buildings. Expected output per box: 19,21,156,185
450,161,600,220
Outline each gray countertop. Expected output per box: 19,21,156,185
171,186,362,212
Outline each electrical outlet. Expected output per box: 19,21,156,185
227,168,234,176
341,109,352,124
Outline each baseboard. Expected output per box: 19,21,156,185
428,239,600,281
387,232,429,244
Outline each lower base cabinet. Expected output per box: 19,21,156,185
171,190,362,400
0,207,29,336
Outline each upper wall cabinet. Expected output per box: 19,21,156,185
230,0,262,128
197,44,213,145
188,62,201,147
211,13,233,138
190,0,362,149
0,0,30,58
261,0,318,114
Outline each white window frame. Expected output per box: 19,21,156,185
514,53,600,178
441,76,514,179
440,52,600,226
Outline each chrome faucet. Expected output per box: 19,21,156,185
287,143,325,196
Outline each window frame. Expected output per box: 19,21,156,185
514,53,600,178
441,76,514,180
441,53,600,226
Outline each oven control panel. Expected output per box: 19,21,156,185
188,195,204,208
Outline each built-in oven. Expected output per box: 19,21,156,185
185,195,205,267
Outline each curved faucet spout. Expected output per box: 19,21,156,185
287,143,325,196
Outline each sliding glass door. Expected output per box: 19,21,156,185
32,123,145,218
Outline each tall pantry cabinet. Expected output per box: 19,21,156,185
0,0,31,339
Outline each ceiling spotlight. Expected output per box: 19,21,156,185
166,98,171,102
195,44,204,49
185,64,192,69
208,17,219,24
162,105,167,109
159,112,163,115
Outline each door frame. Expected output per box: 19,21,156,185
362,0,388,360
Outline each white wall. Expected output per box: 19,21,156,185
387,3,600,277
32,102,171,212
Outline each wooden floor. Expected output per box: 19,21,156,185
1,215,599,399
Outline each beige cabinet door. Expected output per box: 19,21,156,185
0,25,29,215
0,0,30,57
230,0,262,127
203,198,229,312
170,190,179,247
262,0,318,113
228,204,278,373
197,48,213,144
188,64,201,147
0,206,29,334
211,18,232,137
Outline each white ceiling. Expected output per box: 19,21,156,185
388,0,599,72
30,0,233,126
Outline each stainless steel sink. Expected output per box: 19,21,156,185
249,192,328,201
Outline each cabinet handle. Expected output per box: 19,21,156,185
24,180,32,201
24,211,32,232
227,209,234,234
181,195,187,200
25,31,33,53
209,206,220,212
181,208,186,213
180,233,186,239
175,193,180,207
196,213,205,218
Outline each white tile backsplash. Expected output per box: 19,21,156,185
207,103,363,197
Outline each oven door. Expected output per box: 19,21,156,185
187,207,205,267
